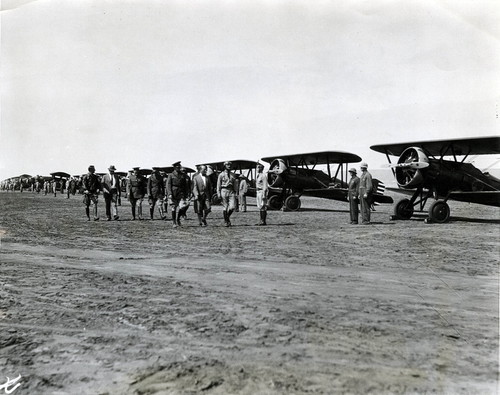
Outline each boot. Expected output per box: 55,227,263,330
202,211,208,226
172,211,177,228
150,207,154,220
158,206,166,220
198,214,203,226
138,205,143,220
262,210,267,226
85,207,90,221
93,205,99,221
223,211,228,226
131,206,136,220
226,209,233,227
257,211,264,226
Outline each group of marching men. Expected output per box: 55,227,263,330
81,161,269,227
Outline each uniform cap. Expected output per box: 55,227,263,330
360,162,368,169
172,161,181,167
133,167,140,171
88,165,95,171
224,161,232,166
108,165,116,171
348,168,357,174
257,163,264,168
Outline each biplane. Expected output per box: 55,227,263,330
196,160,260,204
371,136,500,223
261,151,393,211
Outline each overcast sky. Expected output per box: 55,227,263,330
1,0,499,179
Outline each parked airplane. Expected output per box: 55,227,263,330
261,151,393,211
371,136,500,223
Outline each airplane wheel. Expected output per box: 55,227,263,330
211,193,222,205
267,195,283,210
428,200,450,223
285,195,301,211
394,198,414,220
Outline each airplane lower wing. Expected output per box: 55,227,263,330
448,191,500,207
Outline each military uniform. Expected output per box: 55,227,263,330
147,170,166,220
167,163,188,227
82,167,101,220
347,170,360,224
217,167,237,226
358,165,373,224
127,169,146,220
255,166,268,225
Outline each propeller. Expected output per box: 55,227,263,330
395,147,429,188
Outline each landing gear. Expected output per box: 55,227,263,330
394,198,414,220
427,200,450,223
284,195,301,211
267,195,283,210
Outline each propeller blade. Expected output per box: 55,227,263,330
390,161,429,169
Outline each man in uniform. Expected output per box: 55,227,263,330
147,167,166,220
238,175,248,212
101,165,121,221
81,165,101,221
358,162,373,225
167,161,188,227
255,163,268,225
347,168,360,224
127,167,146,220
217,161,237,227
192,165,213,226
177,167,192,221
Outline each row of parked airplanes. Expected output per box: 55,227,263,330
2,136,499,223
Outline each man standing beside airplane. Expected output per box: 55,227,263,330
347,168,360,224
255,163,268,226
217,161,237,227
239,175,248,212
358,162,373,225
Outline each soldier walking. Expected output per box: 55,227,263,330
81,165,101,221
217,161,237,227
148,167,166,220
127,167,146,220
167,161,188,228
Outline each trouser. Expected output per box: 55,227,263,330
360,195,371,223
256,190,267,211
149,196,165,219
239,194,247,211
104,191,119,219
349,196,359,223
130,197,143,219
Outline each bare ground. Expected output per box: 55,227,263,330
0,191,498,394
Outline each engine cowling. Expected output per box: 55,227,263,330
267,159,287,187
395,147,429,188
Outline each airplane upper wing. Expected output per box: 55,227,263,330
197,160,259,171
371,136,500,157
261,151,362,166
50,172,71,178
156,166,195,174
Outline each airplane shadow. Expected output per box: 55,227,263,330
293,208,349,213
449,216,500,224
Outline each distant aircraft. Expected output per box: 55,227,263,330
371,136,500,223
261,151,393,211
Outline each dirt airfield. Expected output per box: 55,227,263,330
0,191,498,394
